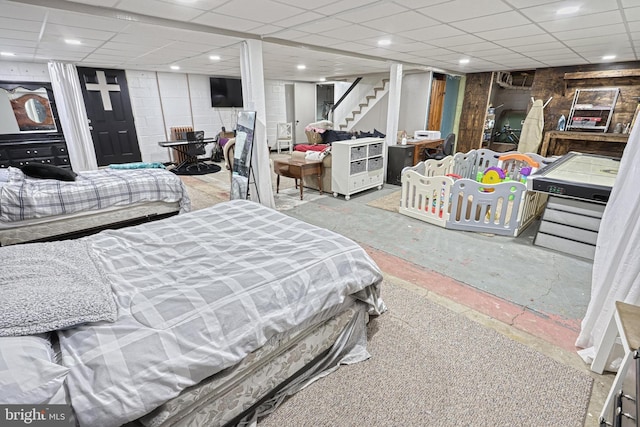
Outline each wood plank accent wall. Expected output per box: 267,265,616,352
530,61,640,157
457,72,493,154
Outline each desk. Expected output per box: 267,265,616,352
158,138,215,172
406,138,443,165
273,158,323,200
540,131,628,157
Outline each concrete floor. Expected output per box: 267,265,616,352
180,153,614,426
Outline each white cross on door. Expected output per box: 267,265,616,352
85,70,121,111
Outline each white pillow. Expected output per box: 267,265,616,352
0,334,69,404
0,168,9,182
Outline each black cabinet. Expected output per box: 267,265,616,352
386,144,415,185
1,139,71,169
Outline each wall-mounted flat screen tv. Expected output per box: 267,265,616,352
210,77,243,108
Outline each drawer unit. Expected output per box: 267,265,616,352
331,137,385,200
0,139,71,170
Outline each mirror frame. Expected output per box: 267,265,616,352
230,111,257,200
0,81,63,142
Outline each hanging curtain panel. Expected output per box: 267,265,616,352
48,61,98,171
239,39,275,209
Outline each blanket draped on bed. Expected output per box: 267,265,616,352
57,200,385,427
0,168,190,222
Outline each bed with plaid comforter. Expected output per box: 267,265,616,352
56,200,385,427
0,167,190,223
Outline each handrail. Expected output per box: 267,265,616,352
329,77,362,122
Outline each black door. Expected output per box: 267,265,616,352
77,67,142,166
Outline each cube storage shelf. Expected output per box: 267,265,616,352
331,137,385,200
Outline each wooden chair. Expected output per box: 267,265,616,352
276,122,293,153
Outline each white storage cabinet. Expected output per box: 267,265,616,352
331,137,385,200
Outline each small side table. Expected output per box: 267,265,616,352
273,158,323,200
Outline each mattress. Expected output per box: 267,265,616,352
129,299,369,427
0,200,180,245
56,200,385,427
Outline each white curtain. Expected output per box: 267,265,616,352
239,40,275,209
576,123,640,365
48,61,98,171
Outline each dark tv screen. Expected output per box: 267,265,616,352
210,77,243,108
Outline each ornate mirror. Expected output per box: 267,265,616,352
0,83,58,134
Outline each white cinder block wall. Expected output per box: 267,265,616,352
126,70,166,163
0,62,50,82
2,61,290,163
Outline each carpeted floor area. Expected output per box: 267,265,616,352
258,280,593,427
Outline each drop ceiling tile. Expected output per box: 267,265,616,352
538,10,623,33
506,0,556,7
294,33,350,48
0,39,38,48
68,0,121,7
211,0,305,24
448,42,504,54
0,17,43,33
541,57,589,66
417,0,513,23
116,0,205,21
361,11,439,33
520,0,619,22
429,34,484,48
475,24,545,41
272,11,324,28
263,29,310,41
554,23,628,41
46,11,131,32
273,0,340,10
162,0,230,11
629,21,640,32
508,41,569,54
497,33,557,48
321,24,386,42
191,12,263,32
0,28,39,42
336,2,408,24
311,0,385,16
564,34,630,48
45,24,116,41
400,24,464,41
625,7,640,21
101,40,166,54
0,2,48,22
450,11,532,33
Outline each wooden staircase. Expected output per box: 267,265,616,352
338,78,389,131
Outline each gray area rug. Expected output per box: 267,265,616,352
259,282,593,427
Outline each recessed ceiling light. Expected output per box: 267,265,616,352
318,77,326,82
297,64,306,70
459,58,470,64
170,65,180,70
602,55,616,60
557,6,580,15
64,39,82,45
378,39,391,46
209,55,221,61
0,52,16,57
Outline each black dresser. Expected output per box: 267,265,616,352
0,81,71,170
0,138,70,169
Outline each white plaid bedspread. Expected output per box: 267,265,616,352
57,200,385,427
0,168,190,222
